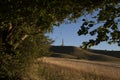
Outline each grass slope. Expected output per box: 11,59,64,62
87,49,120,58
39,57,120,80
49,46,120,61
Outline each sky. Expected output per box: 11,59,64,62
47,15,120,51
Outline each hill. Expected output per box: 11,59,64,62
87,49,120,58
39,57,120,80
49,46,120,61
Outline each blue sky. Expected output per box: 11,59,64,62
48,15,120,51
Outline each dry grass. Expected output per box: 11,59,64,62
38,57,120,80
21,60,39,80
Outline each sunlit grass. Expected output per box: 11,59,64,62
38,57,120,80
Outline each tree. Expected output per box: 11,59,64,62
77,2,120,48
0,0,120,79
1,0,120,50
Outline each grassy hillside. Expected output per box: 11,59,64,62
39,57,120,80
49,46,120,61
51,53,77,59
87,49,120,58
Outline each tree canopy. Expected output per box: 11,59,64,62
0,0,120,49
78,2,120,48
0,0,120,79
0,0,120,80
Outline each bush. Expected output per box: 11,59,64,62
0,34,53,80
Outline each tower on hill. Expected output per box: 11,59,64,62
61,39,64,46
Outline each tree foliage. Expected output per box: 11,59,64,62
77,2,120,48
0,0,120,79
0,0,119,49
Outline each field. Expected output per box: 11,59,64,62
25,46,120,80
37,57,120,80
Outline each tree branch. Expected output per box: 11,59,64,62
13,34,29,49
